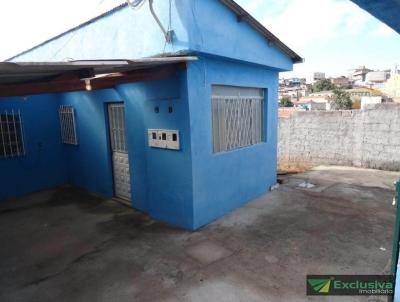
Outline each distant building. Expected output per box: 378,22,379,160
365,71,390,83
331,76,351,87
309,90,334,97
279,87,309,101
308,72,326,84
296,96,330,111
348,66,373,82
381,74,400,102
345,88,382,99
361,96,384,109
279,77,310,101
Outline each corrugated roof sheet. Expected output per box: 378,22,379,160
0,56,197,85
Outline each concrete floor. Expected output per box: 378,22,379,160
0,166,398,302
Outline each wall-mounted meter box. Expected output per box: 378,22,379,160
148,129,180,150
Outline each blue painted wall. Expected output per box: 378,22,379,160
10,0,295,72
10,2,189,62
186,56,279,229
177,0,294,71
58,89,122,198
57,75,194,229
116,72,194,229
0,95,67,201
0,77,195,229
0,57,281,230
2,0,297,230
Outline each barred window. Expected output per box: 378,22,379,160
0,110,25,158
59,105,78,145
212,85,265,153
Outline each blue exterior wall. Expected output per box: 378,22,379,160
57,75,194,229
0,75,194,229
10,0,294,72
2,0,296,229
177,0,294,71
186,56,279,228
115,73,194,229
0,57,280,230
0,95,67,201
10,2,189,62
58,89,122,198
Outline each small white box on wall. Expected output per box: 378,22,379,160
148,129,180,150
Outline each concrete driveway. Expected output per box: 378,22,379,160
0,166,398,302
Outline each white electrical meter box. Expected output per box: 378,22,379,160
148,129,180,150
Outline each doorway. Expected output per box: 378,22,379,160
107,103,131,202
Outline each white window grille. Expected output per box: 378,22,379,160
59,105,78,145
0,110,25,158
108,104,128,153
212,85,265,153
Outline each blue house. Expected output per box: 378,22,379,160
0,0,301,230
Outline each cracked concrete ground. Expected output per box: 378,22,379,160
0,166,398,302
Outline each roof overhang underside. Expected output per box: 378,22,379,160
0,56,197,97
350,0,400,34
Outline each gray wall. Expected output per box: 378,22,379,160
278,104,400,172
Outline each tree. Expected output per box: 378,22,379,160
279,96,294,107
330,89,353,110
312,79,336,92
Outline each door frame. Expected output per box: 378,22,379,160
105,101,132,205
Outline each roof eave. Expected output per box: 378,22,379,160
219,0,303,64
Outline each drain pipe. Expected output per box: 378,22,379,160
148,0,173,43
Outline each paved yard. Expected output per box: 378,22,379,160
0,166,398,302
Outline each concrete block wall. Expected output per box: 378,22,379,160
278,104,400,172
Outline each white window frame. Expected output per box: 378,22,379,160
59,105,78,145
0,109,25,158
212,85,265,153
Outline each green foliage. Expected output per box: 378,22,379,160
340,83,353,90
279,96,294,107
312,79,336,92
330,89,353,110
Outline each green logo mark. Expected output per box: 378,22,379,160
308,278,332,293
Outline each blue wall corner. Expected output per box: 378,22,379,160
116,72,195,230
59,89,123,199
186,56,279,229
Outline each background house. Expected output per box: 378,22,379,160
0,0,301,230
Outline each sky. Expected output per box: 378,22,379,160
0,0,399,78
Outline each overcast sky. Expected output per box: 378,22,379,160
1,0,399,78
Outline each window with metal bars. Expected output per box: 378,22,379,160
212,85,265,153
108,104,128,153
0,110,25,158
59,105,78,145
